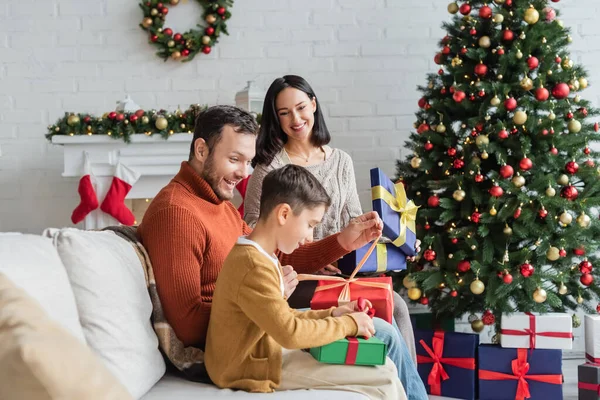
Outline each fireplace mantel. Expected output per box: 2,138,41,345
53,133,192,229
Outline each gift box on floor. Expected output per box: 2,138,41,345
410,313,455,332
478,345,563,400
415,329,478,400
309,336,387,366
585,315,600,364
310,277,393,324
579,363,600,400
500,312,573,350
338,242,406,275
370,168,418,257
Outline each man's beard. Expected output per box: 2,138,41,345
202,155,232,201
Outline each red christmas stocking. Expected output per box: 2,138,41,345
71,153,99,224
100,162,140,226
236,175,250,217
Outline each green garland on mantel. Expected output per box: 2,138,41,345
46,105,262,144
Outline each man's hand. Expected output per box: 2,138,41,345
332,298,373,317
407,239,422,262
337,211,383,252
315,264,341,276
282,265,298,299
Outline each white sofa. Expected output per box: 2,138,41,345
0,230,366,400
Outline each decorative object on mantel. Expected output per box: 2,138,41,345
115,95,141,113
99,162,141,226
139,0,233,62
46,103,207,144
71,152,99,224
235,81,265,116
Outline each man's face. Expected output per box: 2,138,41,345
202,125,256,201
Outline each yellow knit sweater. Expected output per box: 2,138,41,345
205,239,358,393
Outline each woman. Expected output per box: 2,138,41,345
244,75,419,365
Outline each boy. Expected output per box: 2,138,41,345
206,164,406,399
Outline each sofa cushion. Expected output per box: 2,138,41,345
0,234,85,342
49,228,166,399
141,374,368,400
0,272,133,400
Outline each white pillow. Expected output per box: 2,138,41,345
50,228,165,399
0,234,86,343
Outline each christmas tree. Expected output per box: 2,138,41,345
395,0,600,333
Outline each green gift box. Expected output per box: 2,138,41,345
309,336,387,366
410,313,455,332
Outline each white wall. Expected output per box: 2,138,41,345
1,0,600,235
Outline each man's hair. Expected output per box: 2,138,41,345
259,164,331,220
189,105,258,160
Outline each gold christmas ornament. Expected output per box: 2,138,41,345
436,123,447,133
67,114,80,126
571,79,581,91
524,7,540,24
453,189,466,201
575,95,581,103
475,135,489,147
142,17,153,28
155,116,168,130
410,156,422,169
549,111,556,120
519,32,526,40
491,95,501,106
579,77,589,89
559,211,573,225
205,14,217,24
202,35,211,45
533,287,547,303
520,77,534,91
563,58,574,69
568,120,582,133
513,110,528,125
451,56,463,67
567,35,573,43
558,284,568,295
171,51,181,60
557,174,569,185
403,275,416,289
470,278,485,295
141,116,150,124
407,287,422,301
493,0,505,3
489,206,497,216
170,0,180,4
471,319,485,333
497,74,503,80
546,186,556,197
577,212,591,228
493,14,504,24
448,2,459,14
512,175,526,188
167,40,175,47
151,8,158,16
479,36,491,48
557,19,564,28
503,225,513,235
546,246,560,261
578,296,584,304
516,50,523,59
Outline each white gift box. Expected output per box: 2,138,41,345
585,315,600,362
500,312,573,350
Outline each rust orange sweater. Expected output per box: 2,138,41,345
138,162,349,349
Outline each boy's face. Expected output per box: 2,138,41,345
278,204,326,254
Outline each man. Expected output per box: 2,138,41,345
138,105,384,350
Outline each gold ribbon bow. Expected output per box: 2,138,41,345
371,181,419,248
298,236,392,305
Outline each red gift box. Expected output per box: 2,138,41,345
310,276,393,324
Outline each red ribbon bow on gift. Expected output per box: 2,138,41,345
500,312,573,349
586,353,600,365
479,348,563,400
579,382,600,394
416,331,476,396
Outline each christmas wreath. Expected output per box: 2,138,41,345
139,0,233,62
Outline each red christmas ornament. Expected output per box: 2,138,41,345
471,211,481,223
503,273,513,284
161,7,169,14
597,304,600,313
116,113,125,122
459,3,471,14
555,56,562,63
202,46,211,54
549,127,555,135
173,33,182,41
450,290,458,298
527,56,539,70
498,129,509,139
595,122,599,132
420,297,429,305
205,26,215,35
565,161,579,175
559,248,567,257
181,49,190,57
424,222,431,230
489,184,504,197
460,46,468,55
163,28,173,36
418,97,427,108
129,115,138,122
504,97,517,111
417,123,430,134
474,63,488,76
457,260,471,272
581,273,594,286
535,87,549,101
580,108,589,117
475,173,484,183
538,208,548,218
511,127,519,135
424,249,437,262
585,147,591,155
566,112,574,120
497,47,505,55
503,29,514,42
520,263,534,277
514,207,522,219
560,185,578,200
108,111,117,120
434,53,444,65
519,157,533,171
453,159,465,169
424,142,434,151
550,146,558,155
453,91,466,103
506,0,513,5
150,34,158,42
451,238,459,244
574,247,586,256
586,159,595,167
499,165,514,179
447,147,457,157
478,90,486,98
428,195,440,208
469,93,476,101
217,6,226,15
552,83,570,99
83,116,91,123
441,87,447,95
580,260,593,274
479,5,492,18
157,2,163,7
476,123,484,132
482,312,496,325
470,28,477,36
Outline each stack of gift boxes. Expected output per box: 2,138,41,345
414,312,571,399
308,168,418,365
578,315,600,399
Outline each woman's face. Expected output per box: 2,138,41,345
275,87,317,143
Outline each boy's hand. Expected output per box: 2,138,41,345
281,265,298,299
348,312,376,339
332,298,372,317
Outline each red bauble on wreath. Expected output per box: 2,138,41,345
139,0,233,62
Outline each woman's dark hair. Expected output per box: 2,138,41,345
252,75,330,167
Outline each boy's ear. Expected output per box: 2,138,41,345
276,203,292,226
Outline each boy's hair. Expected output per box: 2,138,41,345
259,164,331,219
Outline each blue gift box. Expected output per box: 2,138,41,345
478,345,563,400
415,329,478,400
337,242,406,275
370,168,417,257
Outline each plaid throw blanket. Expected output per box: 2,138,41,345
103,226,209,382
